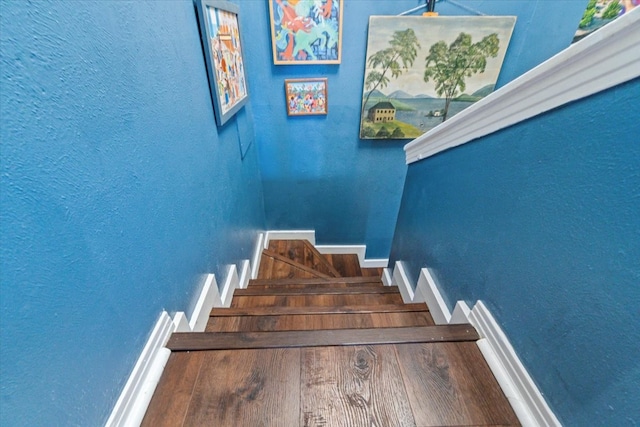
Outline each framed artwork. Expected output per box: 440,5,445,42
285,78,328,116
360,16,516,139
194,0,249,126
268,0,343,65
573,0,637,42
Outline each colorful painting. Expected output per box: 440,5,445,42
195,0,249,126
285,78,328,115
360,16,516,140
269,0,343,65
573,0,638,42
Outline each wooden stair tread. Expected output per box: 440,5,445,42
268,239,342,277
211,303,427,317
301,239,342,277
323,253,362,277
167,324,479,351
235,284,399,296
261,249,333,279
205,311,436,332
249,276,381,286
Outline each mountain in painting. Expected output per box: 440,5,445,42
455,84,496,102
363,89,387,98
388,90,414,99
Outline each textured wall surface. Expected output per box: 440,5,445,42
0,1,265,425
240,0,586,258
390,78,640,425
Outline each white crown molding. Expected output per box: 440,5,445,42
105,312,174,427
469,301,561,427
404,9,640,164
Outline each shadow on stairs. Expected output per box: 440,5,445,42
142,240,520,426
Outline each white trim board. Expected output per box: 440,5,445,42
404,8,640,163
105,312,174,427
264,230,316,248
262,229,389,269
387,261,419,303
407,263,560,426
415,267,470,325
470,302,561,427
315,245,389,268
251,233,265,280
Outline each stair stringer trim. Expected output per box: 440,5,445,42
470,302,561,427
394,262,561,427
105,311,174,427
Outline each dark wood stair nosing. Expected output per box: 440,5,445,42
210,304,428,317
234,285,400,296
167,324,479,351
248,276,383,286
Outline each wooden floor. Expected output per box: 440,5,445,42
143,240,519,426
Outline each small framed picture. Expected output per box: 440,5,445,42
285,78,328,116
194,0,249,126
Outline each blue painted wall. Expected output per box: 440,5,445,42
240,0,586,258
390,78,640,425
0,1,265,425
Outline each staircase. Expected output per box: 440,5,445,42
142,240,520,426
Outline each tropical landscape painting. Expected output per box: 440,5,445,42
573,0,637,42
360,16,516,140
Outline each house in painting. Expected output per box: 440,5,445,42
367,101,396,123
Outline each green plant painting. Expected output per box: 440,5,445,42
360,16,516,140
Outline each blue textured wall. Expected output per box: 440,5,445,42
0,1,265,425
390,78,640,425
240,0,586,258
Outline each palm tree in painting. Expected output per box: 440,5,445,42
361,28,421,120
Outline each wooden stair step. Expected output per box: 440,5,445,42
205,311,436,332
323,253,362,277
261,249,333,279
268,239,342,278
211,303,427,317
230,293,403,308
235,284,399,296
249,276,382,286
167,324,479,351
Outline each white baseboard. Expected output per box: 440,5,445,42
469,301,561,427
238,259,251,289
381,268,393,287
395,263,559,426
315,244,389,268
218,264,238,308
416,268,450,324
261,230,389,270
188,273,219,333
251,233,265,280
389,261,416,303
105,312,174,427
172,311,190,333
264,230,316,248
